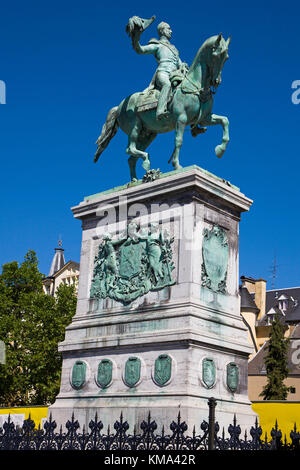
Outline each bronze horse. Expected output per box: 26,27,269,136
94,33,230,181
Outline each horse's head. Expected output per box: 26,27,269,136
206,33,230,90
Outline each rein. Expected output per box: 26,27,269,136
181,75,202,95
180,75,213,126
181,75,213,101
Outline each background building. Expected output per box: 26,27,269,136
42,241,79,296
240,276,300,400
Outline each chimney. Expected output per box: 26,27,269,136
240,276,266,320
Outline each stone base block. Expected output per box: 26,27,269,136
48,394,257,435
49,166,257,436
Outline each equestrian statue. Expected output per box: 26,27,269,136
94,15,231,182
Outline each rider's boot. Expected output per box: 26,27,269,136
156,83,171,120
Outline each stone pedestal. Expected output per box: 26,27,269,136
48,165,257,433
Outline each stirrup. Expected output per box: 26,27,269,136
156,110,169,120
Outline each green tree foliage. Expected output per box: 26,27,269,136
260,314,292,400
0,250,76,406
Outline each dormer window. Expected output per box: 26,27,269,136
278,294,289,312
266,306,281,325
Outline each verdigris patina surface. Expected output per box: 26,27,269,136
97,359,113,389
124,357,141,387
201,224,228,294
94,15,231,181
71,361,86,390
154,354,172,386
227,362,239,393
202,358,216,389
90,221,175,304
127,15,187,121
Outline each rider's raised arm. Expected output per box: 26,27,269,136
132,38,158,55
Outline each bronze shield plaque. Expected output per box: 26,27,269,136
202,358,216,389
97,359,113,388
154,354,172,386
71,360,86,390
124,357,141,387
227,362,239,393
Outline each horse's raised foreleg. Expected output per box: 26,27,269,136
126,118,151,172
171,116,186,170
201,113,229,158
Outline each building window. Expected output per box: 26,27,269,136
279,299,288,311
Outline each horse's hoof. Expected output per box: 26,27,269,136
142,159,150,171
173,163,183,171
215,145,225,159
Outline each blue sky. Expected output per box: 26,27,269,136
0,0,299,289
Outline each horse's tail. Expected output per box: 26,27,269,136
94,106,119,163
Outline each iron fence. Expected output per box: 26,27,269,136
0,398,299,451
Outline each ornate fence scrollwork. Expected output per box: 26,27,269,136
0,405,299,451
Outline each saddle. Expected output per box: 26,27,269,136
136,88,161,113
136,67,187,113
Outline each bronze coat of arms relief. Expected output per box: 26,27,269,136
201,224,229,294
90,222,176,305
